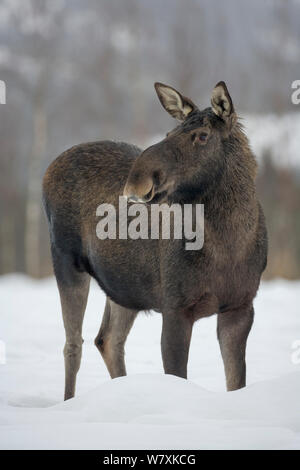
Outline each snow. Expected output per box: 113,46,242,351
0,274,299,449
244,113,300,169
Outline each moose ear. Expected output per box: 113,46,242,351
211,81,234,120
154,82,197,121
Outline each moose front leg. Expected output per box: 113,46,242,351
217,304,254,391
161,311,194,379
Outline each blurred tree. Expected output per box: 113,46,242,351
257,151,300,279
0,0,299,278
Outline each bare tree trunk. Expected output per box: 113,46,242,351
0,214,16,274
127,0,147,142
25,84,47,278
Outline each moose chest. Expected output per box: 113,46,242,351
158,224,255,317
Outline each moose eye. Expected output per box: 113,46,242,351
191,132,209,144
199,132,208,142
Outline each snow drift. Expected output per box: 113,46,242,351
0,275,299,449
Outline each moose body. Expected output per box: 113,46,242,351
43,82,267,400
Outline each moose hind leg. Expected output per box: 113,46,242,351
52,249,90,400
217,305,254,391
95,299,138,378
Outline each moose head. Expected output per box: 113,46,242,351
124,81,238,203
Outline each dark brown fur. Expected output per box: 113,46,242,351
43,82,267,399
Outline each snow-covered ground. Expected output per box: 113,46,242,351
0,274,299,450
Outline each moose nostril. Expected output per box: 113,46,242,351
144,187,153,201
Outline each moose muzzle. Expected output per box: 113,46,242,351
123,177,155,203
